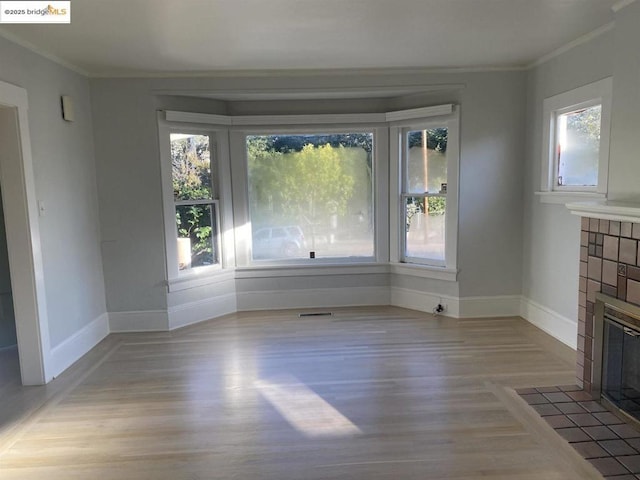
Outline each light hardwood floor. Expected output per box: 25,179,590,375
0,307,603,479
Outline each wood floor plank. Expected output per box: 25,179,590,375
0,307,602,478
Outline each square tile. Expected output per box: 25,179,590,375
628,280,640,307
629,266,640,282
610,423,640,439
611,221,621,236
581,217,590,231
588,457,629,476
603,284,618,298
569,390,595,402
591,218,600,232
533,403,562,416
590,232,597,244
536,386,561,393
545,415,576,428
543,391,573,403
581,231,589,246
621,238,638,265
587,279,601,303
625,438,640,450
596,245,604,257
568,413,602,427
557,427,591,442
580,276,588,293
600,220,610,234
604,259,619,286
559,384,582,392
604,236,620,262
521,393,549,405
620,275,628,301
619,455,640,474
597,234,605,246
583,425,619,441
634,224,640,240
599,439,638,456
623,222,633,238
556,402,587,414
572,440,609,459
593,411,626,425
580,261,588,277
579,401,608,413
588,256,603,282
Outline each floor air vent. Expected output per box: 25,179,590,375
298,312,333,317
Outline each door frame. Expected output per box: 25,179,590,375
0,80,51,385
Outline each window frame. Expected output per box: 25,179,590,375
540,77,612,199
158,118,231,289
390,108,459,273
234,126,384,267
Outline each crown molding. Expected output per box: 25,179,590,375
527,22,614,70
612,0,639,13
0,28,89,77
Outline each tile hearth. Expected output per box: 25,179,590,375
518,385,640,478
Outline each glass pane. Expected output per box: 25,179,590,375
556,105,601,187
603,320,624,404
175,203,217,269
406,128,448,194
170,133,213,200
405,196,446,261
247,133,374,260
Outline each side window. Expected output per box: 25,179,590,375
401,126,451,267
542,78,612,195
169,133,220,272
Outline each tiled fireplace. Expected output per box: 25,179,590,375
570,202,640,395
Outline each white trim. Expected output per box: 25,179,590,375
612,0,639,13
567,200,640,223
168,293,236,330
165,110,232,125
235,263,387,279
528,22,614,69
390,287,459,317
0,81,52,385
389,263,458,282
540,77,612,195
237,286,390,311
0,29,89,77
168,269,235,292
385,104,453,122
458,295,522,318
535,191,606,205
108,310,169,332
49,313,109,378
520,297,577,350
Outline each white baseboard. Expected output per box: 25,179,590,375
390,287,459,317
50,312,109,377
237,286,390,311
108,310,169,332
458,295,522,318
168,293,237,330
520,297,577,349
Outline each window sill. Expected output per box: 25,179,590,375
235,263,387,279
167,268,235,292
535,191,606,205
389,263,458,282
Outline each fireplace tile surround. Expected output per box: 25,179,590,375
578,216,640,392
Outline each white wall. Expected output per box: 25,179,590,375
0,184,16,348
521,13,635,339
90,71,526,323
0,36,107,349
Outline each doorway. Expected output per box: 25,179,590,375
0,81,51,385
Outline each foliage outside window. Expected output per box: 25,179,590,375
170,133,219,270
541,77,612,196
555,104,602,188
246,133,374,261
402,128,448,264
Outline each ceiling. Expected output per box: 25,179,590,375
0,0,619,77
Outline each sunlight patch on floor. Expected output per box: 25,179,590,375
255,375,361,438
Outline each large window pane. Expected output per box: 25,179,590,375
175,204,217,269
557,105,601,187
406,128,448,194
170,134,212,200
405,196,446,261
247,133,374,260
